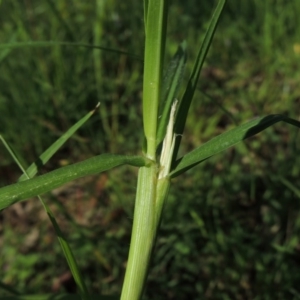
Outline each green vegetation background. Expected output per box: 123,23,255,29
0,0,300,299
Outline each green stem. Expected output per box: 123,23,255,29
121,1,169,298
121,164,157,300
142,0,168,159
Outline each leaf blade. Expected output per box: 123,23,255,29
46,211,90,299
18,103,100,181
170,115,300,178
173,0,226,158
0,41,142,61
0,154,147,210
156,41,187,148
1,136,90,299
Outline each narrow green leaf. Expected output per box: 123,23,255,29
200,89,238,125
283,117,300,128
170,115,299,178
0,154,148,211
278,177,300,198
0,41,142,61
0,33,17,63
18,103,100,182
144,0,149,30
156,41,187,148
1,137,90,299
45,0,75,41
173,0,226,157
0,281,20,296
47,211,90,299
0,295,118,300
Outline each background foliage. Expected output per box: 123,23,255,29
0,0,300,299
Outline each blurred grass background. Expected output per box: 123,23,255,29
0,0,300,299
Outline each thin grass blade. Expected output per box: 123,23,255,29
46,211,90,299
173,0,226,157
144,0,149,30
0,33,17,63
200,90,238,125
0,295,118,300
45,0,75,41
156,41,187,148
0,41,142,61
278,177,300,198
1,137,90,299
0,281,20,296
283,117,300,128
0,154,148,211
18,103,100,181
170,115,300,178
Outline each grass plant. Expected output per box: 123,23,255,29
0,0,300,299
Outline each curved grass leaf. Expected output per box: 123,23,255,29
170,115,300,178
0,41,142,61
200,89,238,125
47,210,90,300
45,0,75,41
144,0,149,30
18,103,100,182
0,281,20,296
277,176,300,199
0,33,17,63
156,41,187,148
0,154,148,211
0,295,118,300
173,0,226,158
1,137,90,299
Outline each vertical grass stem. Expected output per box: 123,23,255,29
143,0,168,159
121,164,157,300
